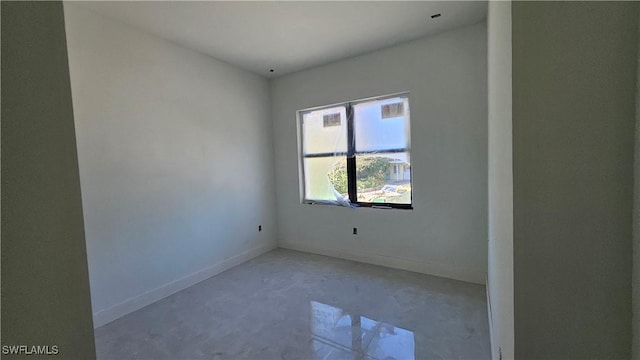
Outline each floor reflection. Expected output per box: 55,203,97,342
310,301,415,360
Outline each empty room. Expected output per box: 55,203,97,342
2,1,639,359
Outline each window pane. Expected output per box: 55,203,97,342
303,156,348,201
356,153,411,204
302,106,347,155
354,97,410,152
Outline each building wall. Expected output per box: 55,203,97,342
1,2,96,357
487,1,514,359
634,6,640,360
512,2,639,357
271,22,488,284
63,4,278,326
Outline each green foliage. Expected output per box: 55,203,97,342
327,156,391,194
355,156,389,191
327,161,348,194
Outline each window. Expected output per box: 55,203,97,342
299,93,412,209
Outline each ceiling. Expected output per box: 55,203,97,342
75,1,487,78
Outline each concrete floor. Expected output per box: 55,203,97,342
95,249,491,359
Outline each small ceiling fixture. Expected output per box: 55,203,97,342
431,13,442,19
269,69,275,73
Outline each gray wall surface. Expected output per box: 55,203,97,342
512,2,639,358
487,2,513,359
1,1,96,358
634,6,640,360
64,5,277,326
271,22,488,284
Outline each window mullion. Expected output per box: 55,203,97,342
346,103,357,203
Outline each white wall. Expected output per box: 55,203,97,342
63,4,277,327
487,2,514,359
271,22,488,284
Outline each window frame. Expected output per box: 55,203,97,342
298,93,413,210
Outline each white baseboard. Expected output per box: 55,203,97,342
279,240,486,285
487,276,496,360
92,243,277,328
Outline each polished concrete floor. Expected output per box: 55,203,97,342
95,249,491,359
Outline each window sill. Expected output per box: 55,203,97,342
303,201,413,210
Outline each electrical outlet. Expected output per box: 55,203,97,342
258,225,262,232
353,227,358,235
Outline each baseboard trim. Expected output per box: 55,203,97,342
92,243,277,328
279,241,486,285
487,276,496,360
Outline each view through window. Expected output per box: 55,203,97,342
300,94,411,208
